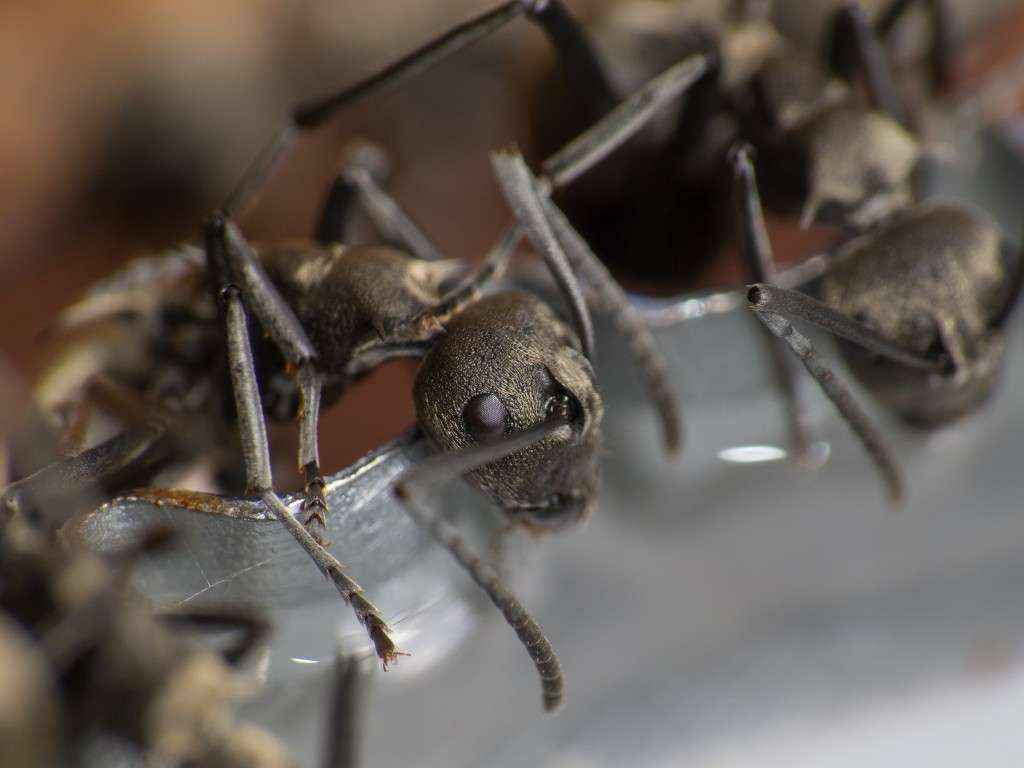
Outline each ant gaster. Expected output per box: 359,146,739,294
4,9,698,711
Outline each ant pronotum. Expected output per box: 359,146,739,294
3,13,705,710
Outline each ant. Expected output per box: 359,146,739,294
632,3,1021,493
3,13,701,711
1,501,381,767
730,138,1022,505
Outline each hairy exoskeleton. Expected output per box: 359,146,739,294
729,142,1022,505
3,10,695,711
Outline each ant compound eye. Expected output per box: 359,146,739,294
463,393,509,443
545,393,579,424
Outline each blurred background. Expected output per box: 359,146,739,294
8,1,1024,764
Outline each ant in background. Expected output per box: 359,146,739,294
732,137,1021,504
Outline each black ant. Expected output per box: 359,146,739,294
3,17,700,711
733,139,1022,505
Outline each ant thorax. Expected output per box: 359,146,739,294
259,243,462,376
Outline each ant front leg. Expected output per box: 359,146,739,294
732,144,816,464
2,376,174,530
297,363,329,546
322,650,370,768
157,607,270,667
394,420,571,713
217,284,401,666
204,214,331,546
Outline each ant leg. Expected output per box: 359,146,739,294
3,376,176,528
208,211,343,541
323,651,369,768
55,398,95,457
224,0,610,219
206,215,316,370
731,145,778,281
492,149,596,360
394,419,571,713
631,250,838,329
220,287,402,667
749,302,904,505
297,364,329,546
416,226,521,326
732,144,815,461
540,54,714,190
828,2,911,127
874,0,954,92
495,150,683,455
442,53,709,335
747,284,946,371
318,140,445,262
527,0,618,120
157,608,270,667
205,214,335,542
315,159,362,247
2,428,166,527
207,215,334,545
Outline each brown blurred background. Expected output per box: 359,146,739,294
3,0,1023,481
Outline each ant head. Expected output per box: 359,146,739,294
820,202,1015,424
413,291,602,531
